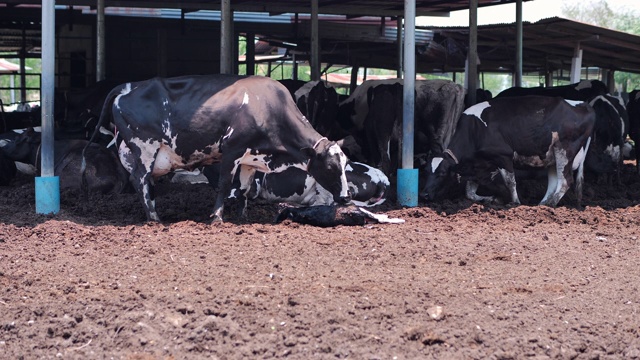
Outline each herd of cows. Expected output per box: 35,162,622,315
0,74,638,223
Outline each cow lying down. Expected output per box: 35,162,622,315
1,128,130,194
204,161,389,214
275,204,404,227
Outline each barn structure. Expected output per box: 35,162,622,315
1,0,640,213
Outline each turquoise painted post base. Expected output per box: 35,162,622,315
35,176,60,215
396,168,419,207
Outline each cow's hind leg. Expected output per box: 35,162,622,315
129,164,160,221
542,147,573,207
572,136,591,208
232,165,257,218
540,166,558,206
498,168,520,204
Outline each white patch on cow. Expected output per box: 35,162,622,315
118,142,134,173
114,83,132,109
309,183,334,206
294,80,319,103
564,99,583,107
228,188,239,199
223,127,234,141
463,101,490,127
171,169,208,184
605,144,621,162
11,126,41,134
329,143,350,199
589,95,626,138
572,136,591,171
358,207,405,224
242,91,250,106
15,162,37,175
162,118,178,150
541,167,558,204
0,139,7,147
232,148,271,176
431,157,444,173
361,163,390,185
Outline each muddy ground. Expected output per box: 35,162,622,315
1,163,640,359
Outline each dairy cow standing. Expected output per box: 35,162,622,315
585,94,628,183
422,96,596,207
87,75,351,222
627,90,640,173
338,79,465,175
495,79,609,101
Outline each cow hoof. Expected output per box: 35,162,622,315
209,215,224,224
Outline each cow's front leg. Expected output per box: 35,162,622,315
465,180,495,203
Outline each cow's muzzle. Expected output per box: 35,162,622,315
337,195,352,204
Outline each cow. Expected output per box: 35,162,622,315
204,160,389,209
495,79,609,101
87,75,351,222
422,96,596,208
1,128,130,194
584,94,628,183
293,80,347,141
338,79,465,176
627,89,640,173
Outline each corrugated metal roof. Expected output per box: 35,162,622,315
1,0,535,17
422,16,640,74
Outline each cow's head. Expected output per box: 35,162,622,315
420,149,458,201
0,127,40,163
303,137,351,204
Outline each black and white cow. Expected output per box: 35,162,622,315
294,80,346,141
338,79,465,175
422,96,596,207
495,79,609,101
585,94,628,183
204,161,389,209
627,90,640,173
2,128,130,194
88,75,351,222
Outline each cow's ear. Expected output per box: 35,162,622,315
300,147,317,158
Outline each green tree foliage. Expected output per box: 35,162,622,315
562,0,640,91
0,58,41,108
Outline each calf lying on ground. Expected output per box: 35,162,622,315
275,204,404,227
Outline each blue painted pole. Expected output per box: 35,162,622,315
397,0,418,207
36,0,59,215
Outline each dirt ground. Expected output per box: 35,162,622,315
2,163,640,359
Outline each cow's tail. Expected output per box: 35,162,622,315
81,84,124,199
